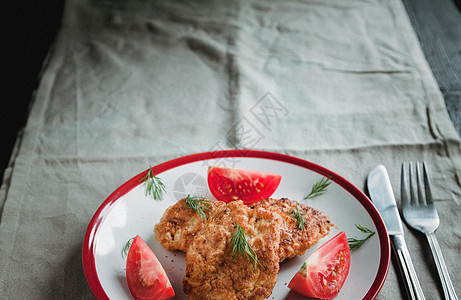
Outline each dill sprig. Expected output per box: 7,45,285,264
139,167,166,200
184,194,212,220
304,176,331,200
231,224,263,270
348,224,376,251
291,203,306,230
121,237,135,259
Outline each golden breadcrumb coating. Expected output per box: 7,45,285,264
251,198,334,262
154,198,225,252
154,197,334,298
183,201,282,300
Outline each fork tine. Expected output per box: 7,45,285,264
409,162,418,205
422,162,434,205
416,162,426,205
401,163,411,207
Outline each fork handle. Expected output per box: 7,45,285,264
392,235,426,300
425,232,459,300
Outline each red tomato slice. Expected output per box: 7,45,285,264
207,166,281,205
288,232,350,299
126,235,175,300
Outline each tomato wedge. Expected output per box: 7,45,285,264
288,232,350,299
126,235,175,300
207,166,281,205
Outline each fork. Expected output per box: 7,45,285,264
401,162,458,300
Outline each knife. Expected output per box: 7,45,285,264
367,165,425,300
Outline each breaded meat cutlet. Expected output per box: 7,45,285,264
183,200,282,300
251,198,334,262
154,198,225,252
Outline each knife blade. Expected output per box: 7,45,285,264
367,165,425,300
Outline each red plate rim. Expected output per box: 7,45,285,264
82,149,390,299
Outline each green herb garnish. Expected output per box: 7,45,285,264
291,203,306,230
122,237,135,259
184,194,212,220
231,224,263,270
304,176,331,200
348,224,375,251
140,167,166,200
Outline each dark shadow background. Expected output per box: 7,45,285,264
1,0,460,181
1,1,65,180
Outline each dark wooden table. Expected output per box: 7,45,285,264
402,0,461,136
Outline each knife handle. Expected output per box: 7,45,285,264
392,235,426,300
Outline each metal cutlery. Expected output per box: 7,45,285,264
401,162,458,300
367,165,425,300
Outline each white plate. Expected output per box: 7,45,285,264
83,150,390,299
